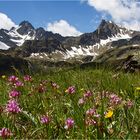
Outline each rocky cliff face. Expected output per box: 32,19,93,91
0,19,139,62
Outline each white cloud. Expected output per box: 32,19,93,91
46,20,82,37
0,12,16,30
86,0,140,30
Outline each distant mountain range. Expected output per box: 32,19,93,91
0,19,140,62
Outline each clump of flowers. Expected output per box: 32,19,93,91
125,100,134,109
84,90,92,98
14,81,24,87
8,75,18,83
40,115,50,125
64,118,74,129
109,94,122,106
24,75,32,82
85,108,100,126
51,82,59,89
78,98,85,105
0,128,13,138
37,84,46,93
86,108,96,116
9,90,21,98
65,86,75,94
6,99,21,114
85,119,97,126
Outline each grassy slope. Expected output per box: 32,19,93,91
0,68,140,139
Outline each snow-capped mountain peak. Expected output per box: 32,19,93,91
0,19,139,61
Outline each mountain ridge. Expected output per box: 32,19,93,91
0,19,140,62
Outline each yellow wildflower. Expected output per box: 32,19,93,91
1,75,6,79
105,110,113,118
135,87,140,91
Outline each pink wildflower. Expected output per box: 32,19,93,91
65,86,75,94
84,90,92,98
126,100,133,108
6,99,21,114
8,75,18,83
24,75,32,82
86,108,96,116
40,115,50,124
9,90,21,98
38,84,46,93
85,119,97,126
51,82,59,89
0,128,13,138
14,81,24,87
109,94,122,105
78,98,85,105
64,118,74,129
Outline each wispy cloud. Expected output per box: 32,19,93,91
86,0,140,30
46,19,82,37
0,12,16,30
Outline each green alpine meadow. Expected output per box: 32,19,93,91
0,0,140,139
0,67,140,139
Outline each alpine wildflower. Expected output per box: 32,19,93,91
9,90,21,98
24,75,32,82
6,99,21,114
65,86,75,94
84,90,92,98
8,75,18,83
64,118,74,129
40,115,50,125
78,98,85,105
0,128,13,138
105,110,113,118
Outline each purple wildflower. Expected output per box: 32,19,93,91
51,82,59,89
40,115,50,125
24,75,32,82
86,108,96,116
64,118,74,129
8,75,18,83
109,94,122,105
9,90,21,98
0,128,13,138
65,86,75,94
6,99,21,114
84,90,92,98
14,81,24,87
78,98,85,105
126,100,133,108
85,119,97,126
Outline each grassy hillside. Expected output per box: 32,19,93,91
0,68,140,139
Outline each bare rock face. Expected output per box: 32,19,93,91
17,21,35,35
0,19,140,65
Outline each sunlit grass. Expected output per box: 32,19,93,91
0,68,140,139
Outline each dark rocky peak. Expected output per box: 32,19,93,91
97,19,121,39
45,31,65,42
35,27,46,40
10,27,16,31
19,21,34,29
17,20,35,35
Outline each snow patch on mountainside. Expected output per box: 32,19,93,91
65,45,98,59
8,26,35,46
0,41,10,50
100,33,131,46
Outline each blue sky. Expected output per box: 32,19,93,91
0,0,140,36
0,1,106,33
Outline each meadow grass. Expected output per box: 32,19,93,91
0,67,140,139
